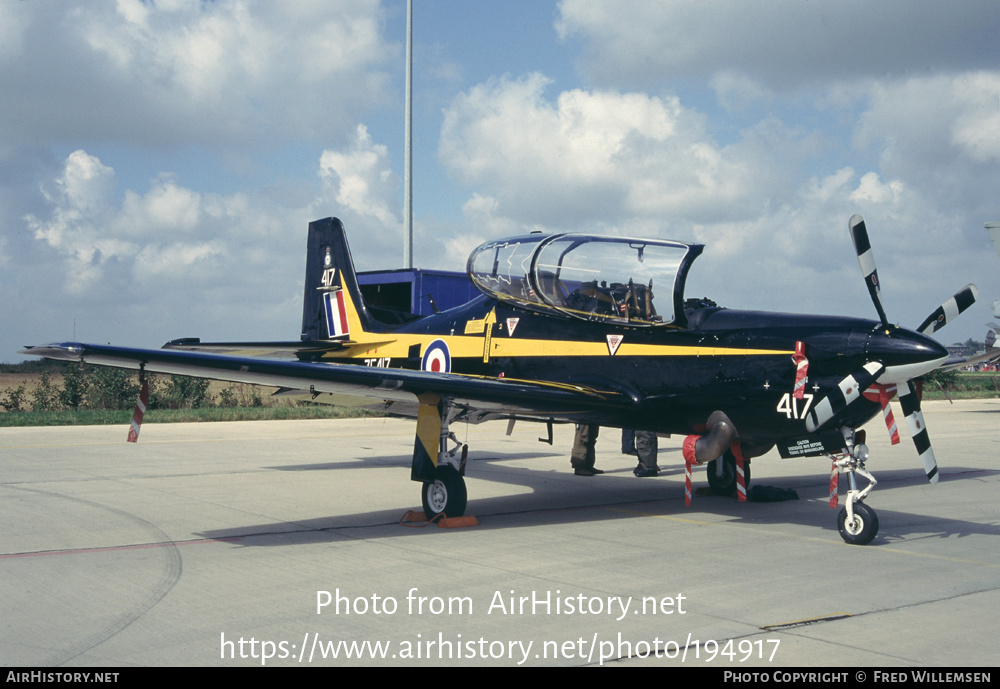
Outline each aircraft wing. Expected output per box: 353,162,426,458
20,342,637,419
938,348,1000,371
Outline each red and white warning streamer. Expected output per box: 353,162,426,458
829,461,839,508
731,442,748,503
863,383,900,445
127,378,149,443
792,340,809,399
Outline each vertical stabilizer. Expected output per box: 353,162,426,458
301,217,386,341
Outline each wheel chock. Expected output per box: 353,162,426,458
437,515,478,529
399,511,478,529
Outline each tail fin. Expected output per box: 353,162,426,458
301,217,387,341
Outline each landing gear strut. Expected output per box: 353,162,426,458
831,429,879,545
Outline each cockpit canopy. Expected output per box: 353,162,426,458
467,233,703,327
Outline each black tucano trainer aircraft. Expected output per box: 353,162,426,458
23,214,977,544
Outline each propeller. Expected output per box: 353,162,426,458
849,214,890,330
916,285,978,335
898,380,938,483
806,362,885,433
845,215,976,483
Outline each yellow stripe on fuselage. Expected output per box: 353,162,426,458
331,283,790,361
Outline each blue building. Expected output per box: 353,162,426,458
357,269,479,321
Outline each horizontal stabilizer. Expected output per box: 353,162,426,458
162,338,353,359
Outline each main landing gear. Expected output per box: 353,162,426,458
706,449,751,496
830,429,879,545
415,397,469,520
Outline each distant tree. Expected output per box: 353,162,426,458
1,384,27,412
218,383,262,407
87,368,140,410
31,372,62,411
59,365,89,411
154,375,211,409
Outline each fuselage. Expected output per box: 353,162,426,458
341,294,948,446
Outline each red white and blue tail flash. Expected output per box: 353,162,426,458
324,289,350,338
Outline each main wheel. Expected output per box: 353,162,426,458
706,450,751,496
837,502,879,545
421,465,468,519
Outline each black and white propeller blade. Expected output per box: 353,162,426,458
845,214,975,483
898,381,939,483
916,284,978,335
806,362,885,433
849,214,890,330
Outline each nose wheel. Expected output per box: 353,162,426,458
838,501,879,545
831,434,880,545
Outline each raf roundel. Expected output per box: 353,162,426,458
421,339,451,373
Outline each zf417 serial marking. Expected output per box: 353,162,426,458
776,392,815,420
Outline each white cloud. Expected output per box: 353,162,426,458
849,172,904,206
318,125,400,228
56,150,116,214
557,0,1000,90
950,73,1000,163
120,177,202,234
1,1,395,148
435,70,992,326
440,74,755,227
22,127,405,322
26,151,211,295
134,242,221,279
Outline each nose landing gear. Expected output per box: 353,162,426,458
830,430,879,545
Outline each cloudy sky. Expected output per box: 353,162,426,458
3,0,999,362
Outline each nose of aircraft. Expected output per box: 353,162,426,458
866,326,950,384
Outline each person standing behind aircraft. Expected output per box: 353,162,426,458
633,431,659,477
571,424,602,476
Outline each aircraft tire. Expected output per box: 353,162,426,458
706,450,750,496
421,465,468,520
837,502,879,545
